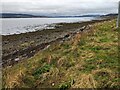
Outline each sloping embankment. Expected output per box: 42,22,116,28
2,18,119,89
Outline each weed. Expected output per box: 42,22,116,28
59,79,75,90
33,64,51,77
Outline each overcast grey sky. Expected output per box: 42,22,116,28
1,0,119,15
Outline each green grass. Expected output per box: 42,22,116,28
2,19,119,89
33,64,52,77
58,79,75,90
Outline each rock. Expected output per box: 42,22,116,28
80,26,86,31
64,34,70,38
14,58,20,61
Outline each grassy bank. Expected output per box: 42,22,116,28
2,19,119,89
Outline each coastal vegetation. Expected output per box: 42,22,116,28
2,19,119,89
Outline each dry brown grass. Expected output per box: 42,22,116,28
72,74,97,88
3,67,25,88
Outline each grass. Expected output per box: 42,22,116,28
2,19,119,89
32,64,52,77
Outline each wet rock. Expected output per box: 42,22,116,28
64,34,70,38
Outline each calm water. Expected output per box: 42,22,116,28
1,17,96,35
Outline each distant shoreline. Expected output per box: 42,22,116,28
0,13,118,18
0,16,100,18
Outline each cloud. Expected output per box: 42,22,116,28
1,0,119,15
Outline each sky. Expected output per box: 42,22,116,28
1,0,120,16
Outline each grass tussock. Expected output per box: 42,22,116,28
2,19,119,89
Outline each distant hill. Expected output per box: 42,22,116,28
45,15,101,18
101,13,118,18
104,13,118,16
0,13,48,18
0,13,118,18
0,13,102,18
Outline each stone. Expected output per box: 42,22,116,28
14,58,20,61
